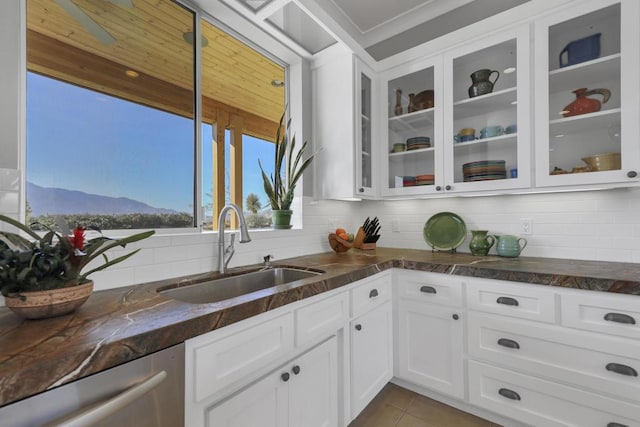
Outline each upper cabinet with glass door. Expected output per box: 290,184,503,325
534,0,640,187
382,57,443,196
356,60,376,197
443,26,531,194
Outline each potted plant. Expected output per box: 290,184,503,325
0,214,154,319
258,109,314,229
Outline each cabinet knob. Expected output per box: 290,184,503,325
355,324,362,331
435,186,442,191
498,388,521,401
281,372,290,382
604,312,636,325
359,187,365,192
606,363,638,377
452,314,459,320
445,185,452,191
627,171,638,178
292,365,301,375
369,289,379,298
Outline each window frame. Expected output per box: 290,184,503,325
19,0,301,236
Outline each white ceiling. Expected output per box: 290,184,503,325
306,0,530,60
327,0,474,47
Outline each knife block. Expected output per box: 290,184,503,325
352,227,376,250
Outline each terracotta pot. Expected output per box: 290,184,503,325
4,281,93,320
562,88,610,117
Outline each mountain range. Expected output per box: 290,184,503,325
27,182,178,216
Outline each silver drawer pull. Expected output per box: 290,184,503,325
48,371,167,427
497,338,520,350
369,289,379,298
420,285,436,294
604,312,636,325
606,363,638,377
498,388,521,401
496,296,519,306
608,423,629,427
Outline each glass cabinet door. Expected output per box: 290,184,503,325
358,71,373,195
535,0,639,187
443,26,530,194
383,59,443,196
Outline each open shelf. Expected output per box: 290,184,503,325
389,146,435,158
389,108,435,132
453,87,517,120
549,108,621,135
549,54,620,93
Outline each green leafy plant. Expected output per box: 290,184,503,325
259,109,314,211
0,214,154,297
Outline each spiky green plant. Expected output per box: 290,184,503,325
0,214,154,297
258,109,314,211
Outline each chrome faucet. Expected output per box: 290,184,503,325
217,204,251,274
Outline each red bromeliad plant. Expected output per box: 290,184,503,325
0,214,154,297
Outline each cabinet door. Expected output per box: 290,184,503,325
355,59,377,198
397,300,464,399
206,369,289,427
443,25,531,194
381,56,444,197
535,0,640,187
350,302,393,419
289,337,338,427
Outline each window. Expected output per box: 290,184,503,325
25,0,285,231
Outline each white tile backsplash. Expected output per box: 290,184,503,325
372,187,640,263
2,184,640,299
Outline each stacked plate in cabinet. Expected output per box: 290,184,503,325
406,136,431,150
415,174,435,185
463,160,506,182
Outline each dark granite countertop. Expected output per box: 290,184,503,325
1,248,639,408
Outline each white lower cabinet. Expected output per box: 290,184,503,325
397,299,465,399
350,301,393,418
468,360,640,427
206,336,338,427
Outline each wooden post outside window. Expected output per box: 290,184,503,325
229,114,245,229
212,109,229,231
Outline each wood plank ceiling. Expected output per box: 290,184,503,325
26,0,285,141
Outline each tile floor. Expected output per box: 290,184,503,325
348,383,502,427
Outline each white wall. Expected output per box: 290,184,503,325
371,187,640,263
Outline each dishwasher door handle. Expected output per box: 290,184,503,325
48,371,167,427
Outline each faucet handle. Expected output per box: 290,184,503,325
263,254,274,266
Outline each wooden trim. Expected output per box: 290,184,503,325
213,110,229,231
229,114,244,229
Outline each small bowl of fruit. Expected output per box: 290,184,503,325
328,227,355,253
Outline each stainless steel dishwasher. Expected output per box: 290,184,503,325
0,342,184,427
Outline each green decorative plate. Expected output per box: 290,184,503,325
423,212,467,251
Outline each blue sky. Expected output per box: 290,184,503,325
27,73,273,213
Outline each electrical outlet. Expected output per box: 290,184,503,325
520,218,532,235
391,220,400,232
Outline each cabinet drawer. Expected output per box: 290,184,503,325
351,272,391,318
468,312,640,403
187,312,294,403
465,278,556,323
468,360,640,427
560,291,640,340
295,291,348,347
396,270,463,307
